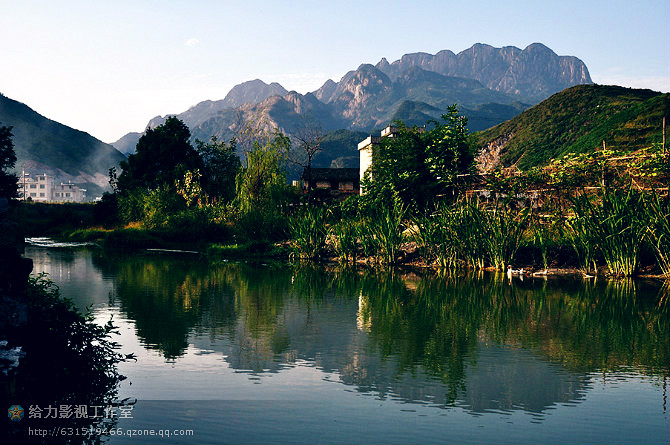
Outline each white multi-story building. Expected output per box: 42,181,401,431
17,172,86,202
357,125,399,195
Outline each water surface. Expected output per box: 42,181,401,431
25,244,670,444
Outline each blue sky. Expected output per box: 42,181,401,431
1,0,668,142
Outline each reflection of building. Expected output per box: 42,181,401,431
17,172,86,202
300,168,360,198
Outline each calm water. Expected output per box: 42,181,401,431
24,243,670,444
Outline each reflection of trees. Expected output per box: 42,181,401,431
90,251,669,410
356,272,670,409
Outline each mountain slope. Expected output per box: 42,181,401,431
474,85,668,171
0,93,126,194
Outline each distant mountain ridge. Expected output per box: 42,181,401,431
373,43,591,102
113,43,593,167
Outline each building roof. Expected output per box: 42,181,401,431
301,168,360,182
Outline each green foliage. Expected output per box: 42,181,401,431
175,169,207,207
532,218,555,270
116,117,203,193
236,130,291,214
331,219,359,263
0,122,18,199
291,206,329,259
424,105,474,187
195,136,241,202
4,273,132,442
364,106,473,212
481,201,530,271
569,187,648,276
235,208,290,243
454,199,488,269
360,195,407,264
411,208,460,269
142,185,187,228
475,85,667,169
645,193,670,276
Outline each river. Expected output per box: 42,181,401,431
23,242,670,444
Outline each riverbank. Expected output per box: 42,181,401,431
11,201,668,280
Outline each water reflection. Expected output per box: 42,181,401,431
28,246,670,418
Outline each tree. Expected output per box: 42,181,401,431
236,130,291,214
363,106,473,213
0,123,18,199
289,116,324,204
195,136,241,203
116,117,203,193
424,105,474,187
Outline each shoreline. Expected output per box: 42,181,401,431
30,234,670,282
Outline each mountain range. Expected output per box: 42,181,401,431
113,43,592,167
1,42,594,194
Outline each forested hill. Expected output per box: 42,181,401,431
0,93,126,193
474,85,669,172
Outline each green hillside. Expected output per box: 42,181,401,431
475,85,669,170
313,129,368,168
0,93,126,179
390,100,527,132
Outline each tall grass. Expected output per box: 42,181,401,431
331,220,359,263
532,217,554,270
411,205,460,269
455,199,487,270
481,201,530,271
644,192,670,276
290,206,329,259
569,187,647,277
361,197,407,264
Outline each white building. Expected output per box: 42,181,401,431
357,125,399,195
17,172,86,202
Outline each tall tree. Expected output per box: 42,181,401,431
290,116,324,204
116,117,202,193
0,123,18,199
195,136,241,203
236,130,291,213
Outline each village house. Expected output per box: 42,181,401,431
300,167,360,199
17,172,86,202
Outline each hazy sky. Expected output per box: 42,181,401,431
1,0,668,143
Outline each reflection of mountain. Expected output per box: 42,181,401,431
72,251,669,414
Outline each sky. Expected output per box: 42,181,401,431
1,0,668,143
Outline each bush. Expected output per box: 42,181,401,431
3,274,133,443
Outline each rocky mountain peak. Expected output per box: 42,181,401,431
313,79,337,103
222,79,288,109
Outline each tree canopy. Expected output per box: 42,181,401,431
0,123,18,199
116,117,203,193
362,105,474,212
195,136,241,203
